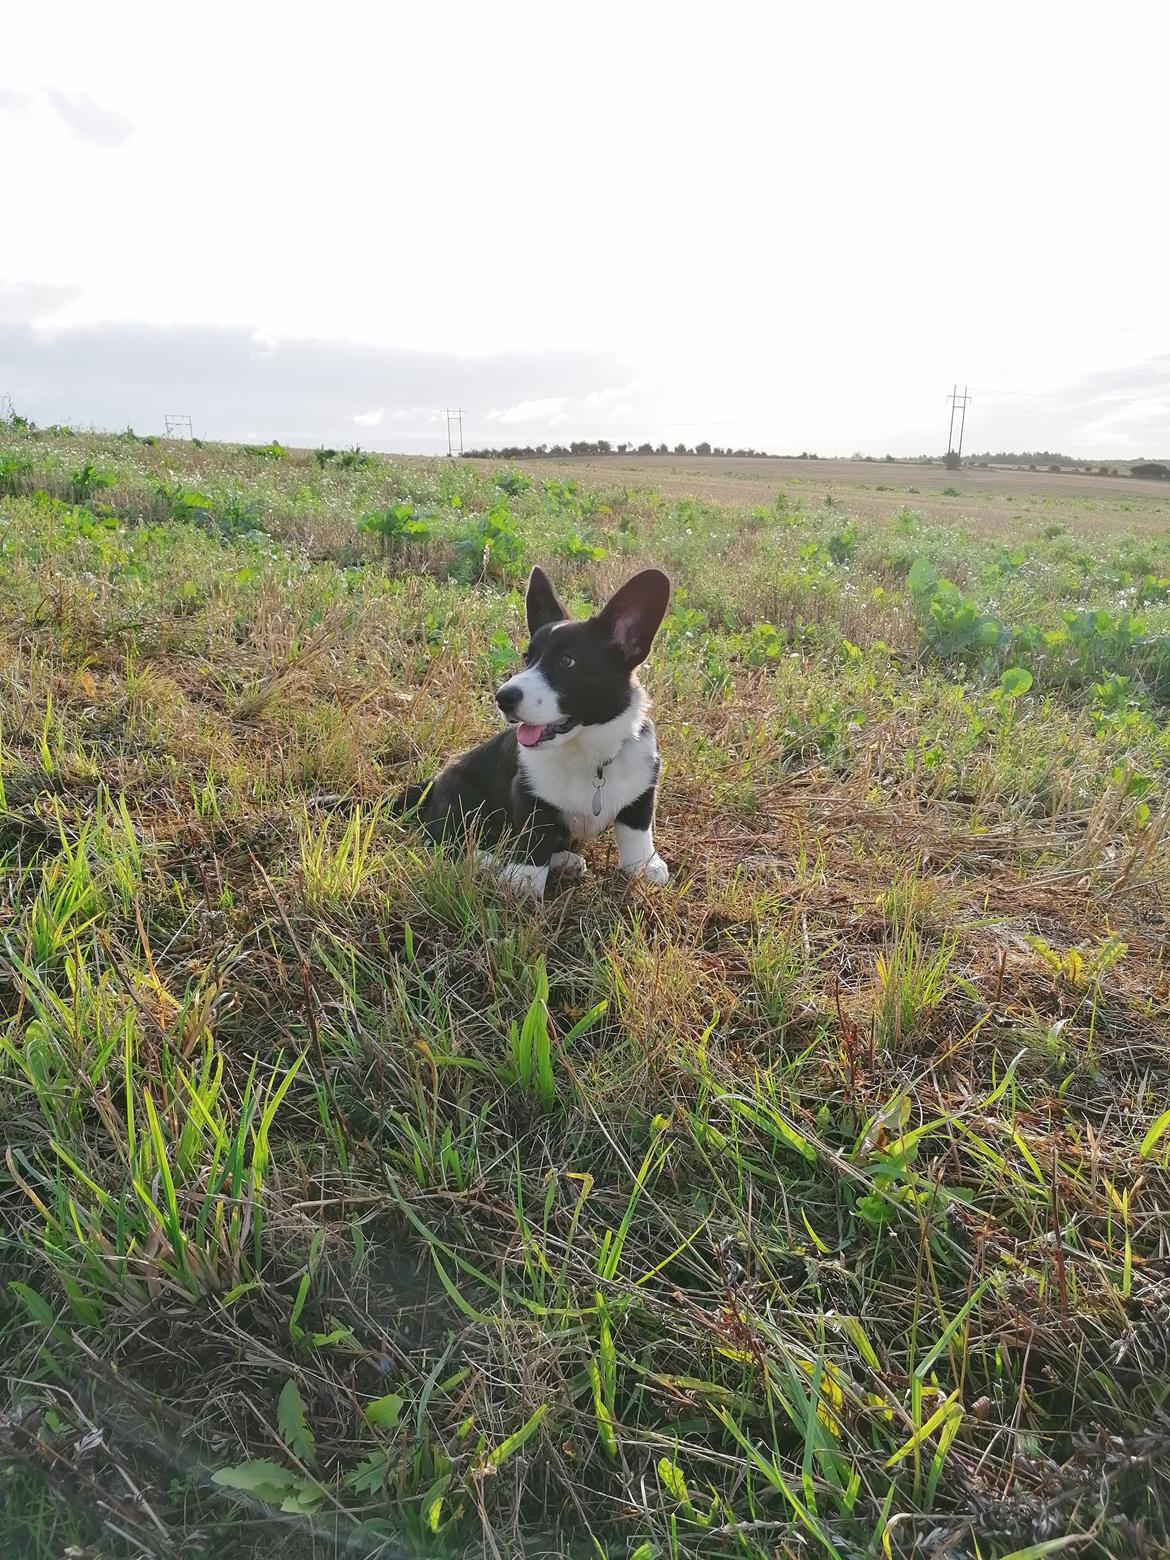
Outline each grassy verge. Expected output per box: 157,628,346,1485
2,422,1169,1559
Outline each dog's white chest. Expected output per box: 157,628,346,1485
519,724,659,842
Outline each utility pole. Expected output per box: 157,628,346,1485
443,407,466,457
945,385,970,469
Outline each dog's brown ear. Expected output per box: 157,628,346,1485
526,566,567,634
596,569,670,668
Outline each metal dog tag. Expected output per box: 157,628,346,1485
592,765,605,816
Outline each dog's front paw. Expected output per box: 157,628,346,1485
476,852,548,900
550,850,588,880
623,852,670,886
498,862,548,899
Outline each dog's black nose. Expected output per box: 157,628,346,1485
496,684,521,715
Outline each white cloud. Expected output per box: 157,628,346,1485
45,89,133,147
0,281,81,323
353,408,384,426
1079,396,1170,448
485,396,567,425
0,321,625,451
585,379,655,407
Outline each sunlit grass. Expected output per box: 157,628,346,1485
1,421,1169,1559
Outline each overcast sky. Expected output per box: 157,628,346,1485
2,1,1167,457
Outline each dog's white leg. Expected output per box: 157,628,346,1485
549,849,588,879
615,824,669,885
475,851,549,900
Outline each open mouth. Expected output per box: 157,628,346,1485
509,716,579,748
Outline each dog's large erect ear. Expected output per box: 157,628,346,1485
526,566,567,634
596,569,671,668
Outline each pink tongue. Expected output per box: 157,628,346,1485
516,723,545,747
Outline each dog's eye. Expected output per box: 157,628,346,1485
557,652,575,670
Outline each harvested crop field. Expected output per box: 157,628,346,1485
479,454,1170,540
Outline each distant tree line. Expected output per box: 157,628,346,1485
463,439,774,459
974,450,1082,464
969,451,1149,476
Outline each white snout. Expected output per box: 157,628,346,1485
498,667,563,724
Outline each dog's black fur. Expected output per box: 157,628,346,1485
397,727,569,861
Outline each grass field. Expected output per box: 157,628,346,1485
2,422,1170,1560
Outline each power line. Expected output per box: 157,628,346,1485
946,384,970,461
967,384,1076,400
442,407,466,457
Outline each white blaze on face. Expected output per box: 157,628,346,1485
498,667,563,725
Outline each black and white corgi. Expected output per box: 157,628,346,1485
401,566,671,899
